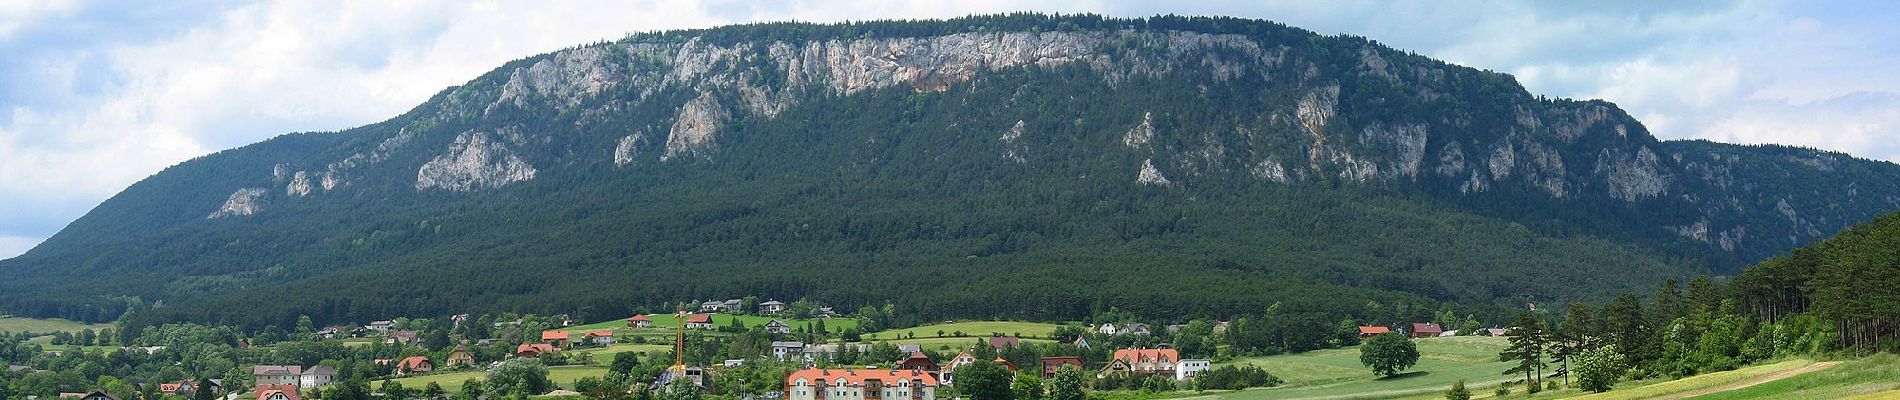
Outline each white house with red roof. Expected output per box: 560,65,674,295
1098,349,1179,378
785,369,937,400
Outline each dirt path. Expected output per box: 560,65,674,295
1655,361,1840,400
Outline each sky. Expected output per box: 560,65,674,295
2,0,1898,259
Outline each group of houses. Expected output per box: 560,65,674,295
782,344,1211,400
625,313,796,334
1357,323,1510,339
697,298,839,318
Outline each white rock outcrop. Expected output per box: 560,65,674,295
286,171,313,197
614,133,645,166
662,92,731,161
416,131,538,191
1137,159,1171,186
208,188,267,219
1124,112,1154,148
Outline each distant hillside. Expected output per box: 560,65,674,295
2,14,1897,329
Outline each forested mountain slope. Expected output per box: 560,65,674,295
3,14,1897,329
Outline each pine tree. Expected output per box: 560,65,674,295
1500,312,1549,393
1444,379,1470,400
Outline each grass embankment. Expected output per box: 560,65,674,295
1683,354,1899,400
0,316,112,334
1183,336,1512,400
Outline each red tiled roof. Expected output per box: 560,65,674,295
1411,323,1443,334
395,355,431,370
516,343,557,356
629,315,651,321
687,314,713,323
255,384,301,400
1110,349,1179,364
1358,326,1390,335
586,330,613,338
785,369,939,387
542,330,569,340
159,383,183,393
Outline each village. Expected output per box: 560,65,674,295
0,296,1516,400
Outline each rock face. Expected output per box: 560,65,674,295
662,92,730,161
1137,159,1171,185
1124,113,1155,148
207,188,267,219
416,131,537,191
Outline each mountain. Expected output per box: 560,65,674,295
3,14,1897,329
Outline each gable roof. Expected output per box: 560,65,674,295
989,336,1019,348
255,384,301,400
301,365,337,377
765,319,791,327
1411,323,1443,333
628,314,652,321
1110,348,1179,363
516,343,557,356
586,330,614,338
395,356,431,370
686,314,713,323
542,330,569,340
253,365,302,376
786,369,939,387
1358,326,1391,335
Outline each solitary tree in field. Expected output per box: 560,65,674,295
1358,333,1419,377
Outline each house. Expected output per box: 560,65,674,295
628,314,653,328
897,352,939,374
253,365,302,387
365,320,395,333
989,336,1019,349
764,320,793,334
686,314,715,330
451,314,470,327
657,366,707,389
897,344,923,354
993,357,1018,373
701,301,728,313
758,300,786,315
1410,323,1443,338
1174,359,1211,381
300,365,336,388
1096,323,1118,335
1439,330,1460,337
586,331,615,346
158,383,186,396
1165,324,1187,334
1040,356,1084,378
803,344,874,361
516,343,558,358
772,342,806,360
1486,328,1508,337
939,352,977,386
1061,336,1091,349
255,384,301,400
1098,349,1179,378
386,330,419,346
445,346,476,369
394,356,433,375
1121,323,1152,336
724,359,747,368
814,307,838,318
313,327,342,339
784,369,937,400
542,330,571,348
1357,326,1391,338
724,299,745,312
77,391,119,400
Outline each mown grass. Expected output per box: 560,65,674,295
0,316,112,334
390,366,610,394
864,321,1064,340
1685,354,1900,400
1189,336,1513,400
1555,359,1814,400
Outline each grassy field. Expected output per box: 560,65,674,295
1549,359,1817,400
864,321,1064,340
568,343,672,364
869,336,1058,351
1682,354,1899,400
1187,336,1514,400
0,316,112,334
391,366,610,393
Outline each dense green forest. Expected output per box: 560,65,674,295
2,14,1897,332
